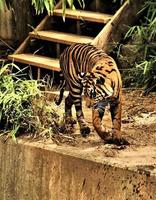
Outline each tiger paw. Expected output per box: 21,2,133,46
80,126,90,137
106,137,129,146
65,117,77,125
97,130,112,141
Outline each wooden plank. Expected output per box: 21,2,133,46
13,1,62,55
8,54,60,71
53,9,113,23
29,30,93,44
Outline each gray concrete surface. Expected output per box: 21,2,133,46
0,140,156,200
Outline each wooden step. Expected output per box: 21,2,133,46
8,54,60,71
29,30,93,45
53,9,113,23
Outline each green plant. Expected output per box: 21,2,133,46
0,63,42,140
0,0,85,16
119,0,156,92
31,0,85,20
0,0,5,10
0,63,62,139
0,0,12,10
136,56,156,94
0,63,72,141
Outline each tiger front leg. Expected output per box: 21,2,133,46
75,101,90,137
84,95,94,108
92,102,111,141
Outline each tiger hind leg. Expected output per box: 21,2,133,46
109,100,129,146
75,99,90,137
64,94,76,125
110,100,121,141
92,101,111,141
64,94,90,137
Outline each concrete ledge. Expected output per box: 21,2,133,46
0,140,156,200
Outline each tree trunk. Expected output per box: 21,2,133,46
12,0,34,46
91,0,146,53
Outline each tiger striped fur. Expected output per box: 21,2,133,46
56,43,122,142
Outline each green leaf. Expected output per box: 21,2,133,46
0,0,5,10
62,0,67,21
11,125,20,143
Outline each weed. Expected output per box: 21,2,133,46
117,0,156,92
0,63,65,140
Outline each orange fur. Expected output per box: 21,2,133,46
83,57,122,141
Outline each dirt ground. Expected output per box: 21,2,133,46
55,89,156,145
121,89,156,146
2,89,156,160
17,89,156,158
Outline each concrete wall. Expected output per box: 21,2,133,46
0,140,156,200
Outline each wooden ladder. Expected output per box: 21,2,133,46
8,1,114,78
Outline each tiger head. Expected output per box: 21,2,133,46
79,71,114,102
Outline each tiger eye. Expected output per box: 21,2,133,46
96,77,105,85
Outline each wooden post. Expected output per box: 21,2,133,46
95,0,100,11
76,20,81,35
56,43,61,57
37,68,41,80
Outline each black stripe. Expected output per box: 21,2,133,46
105,69,116,74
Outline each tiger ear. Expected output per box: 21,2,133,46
78,72,86,80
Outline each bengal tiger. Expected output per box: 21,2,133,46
55,43,123,144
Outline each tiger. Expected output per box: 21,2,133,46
55,43,122,144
